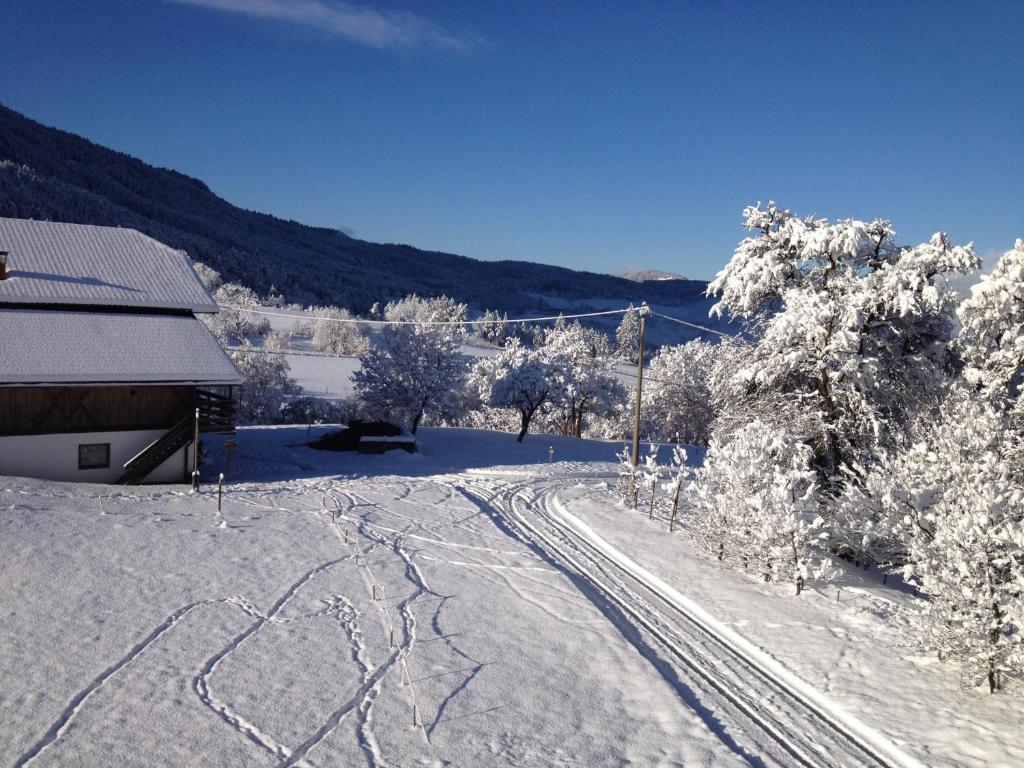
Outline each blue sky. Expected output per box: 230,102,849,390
0,1,1021,279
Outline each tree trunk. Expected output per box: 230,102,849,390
517,408,533,442
411,410,423,435
573,399,588,438
791,533,804,595
985,546,1003,693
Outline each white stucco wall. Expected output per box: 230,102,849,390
0,429,194,484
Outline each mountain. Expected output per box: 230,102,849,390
618,269,688,282
0,104,713,316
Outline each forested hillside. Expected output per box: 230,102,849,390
0,104,709,313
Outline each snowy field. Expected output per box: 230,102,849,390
2,427,1022,767
235,306,640,401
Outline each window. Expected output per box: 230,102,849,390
78,443,110,470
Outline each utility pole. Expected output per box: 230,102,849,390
630,303,650,467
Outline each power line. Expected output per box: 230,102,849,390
227,347,700,388
220,305,632,327
223,303,736,339
224,345,356,360
648,310,736,339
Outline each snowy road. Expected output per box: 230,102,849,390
456,474,916,768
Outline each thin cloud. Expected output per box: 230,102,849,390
170,0,479,51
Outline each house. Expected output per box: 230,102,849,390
0,218,242,484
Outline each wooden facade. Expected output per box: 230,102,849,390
0,385,231,437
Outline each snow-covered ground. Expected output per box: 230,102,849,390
2,427,1021,767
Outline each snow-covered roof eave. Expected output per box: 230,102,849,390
0,295,221,314
0,377,243,387
0,309,243,386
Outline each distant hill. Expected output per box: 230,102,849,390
618,269,688,282
0,104,712,316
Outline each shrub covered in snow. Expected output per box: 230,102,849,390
663,444,689,532
688,420,832,593
279,396,357,426
615,443,639,508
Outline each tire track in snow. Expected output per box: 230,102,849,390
463,474,916,768
542,489,920,768
463,478,819,766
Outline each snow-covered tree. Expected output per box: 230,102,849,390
865,388,1023,692
689,420,832,593
192,260,223,293
231,342,300,423
384,294,467,326
310,306,369,356
354,297,467,433
472,337,563,441
642,340,716,445
476,309,510,346
958,239,1024,405
203,282,271,345
264,331,289,351
543,321,625,437
615,305,641,362
709,203,978,497
265,284,285,308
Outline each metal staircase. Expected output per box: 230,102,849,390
116,389,237,484
117,414,194,485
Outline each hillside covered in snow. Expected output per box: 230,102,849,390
0,104,710,315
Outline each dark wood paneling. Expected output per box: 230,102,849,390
0,386,194,436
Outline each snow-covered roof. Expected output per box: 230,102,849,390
0,218,217,313
0,309,243,386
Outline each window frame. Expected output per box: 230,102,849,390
78,442,111,470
